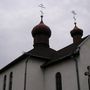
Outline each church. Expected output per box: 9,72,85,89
0,15,90,90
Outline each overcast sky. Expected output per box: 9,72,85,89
0,0,90,68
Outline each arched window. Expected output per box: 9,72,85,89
9,72,13,90
3,75,7,90
56,72,62,90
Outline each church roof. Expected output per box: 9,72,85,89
28,47,57,60
41,36,88,68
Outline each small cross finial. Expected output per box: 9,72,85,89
39,4,45,17
72,10,77,25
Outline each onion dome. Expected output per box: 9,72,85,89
31,15,51,48
70,22,83,44
70,22,83,37
32,16,51,38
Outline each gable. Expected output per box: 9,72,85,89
78,35,90,48
79,35,90,64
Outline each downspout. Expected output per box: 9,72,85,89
24,56,30,90
72,48,81,90
74,56,80,90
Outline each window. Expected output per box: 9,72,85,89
3,75,7,90
9,72,13,90
56,72,62,90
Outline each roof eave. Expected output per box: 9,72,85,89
0,53,50,74
41,47,80,68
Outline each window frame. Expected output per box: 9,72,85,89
3,75,7,90
56,72,62,90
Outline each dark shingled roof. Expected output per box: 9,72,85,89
41,43,77,68
28,47,57,60
41,36,88,68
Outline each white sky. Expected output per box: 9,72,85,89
0,0,90,68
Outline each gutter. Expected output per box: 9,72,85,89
24,56,30,90
72,47,80,90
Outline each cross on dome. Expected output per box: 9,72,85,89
72,10,77,25
39,4,45,17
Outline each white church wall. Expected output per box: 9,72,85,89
0,59,26,90
44,59,77,90
0,56,45,90
0,73,4,90
12,59,26,90
78,38,90,90
26,58,44,90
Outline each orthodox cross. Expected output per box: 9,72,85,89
72,10,77,24
85,66,90,90
39,4,45,16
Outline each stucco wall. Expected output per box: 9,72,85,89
78,38,90,90
0,73,3,90
26,58,44,90
0,59,25,90
44,59,77,90
0,57,45,90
